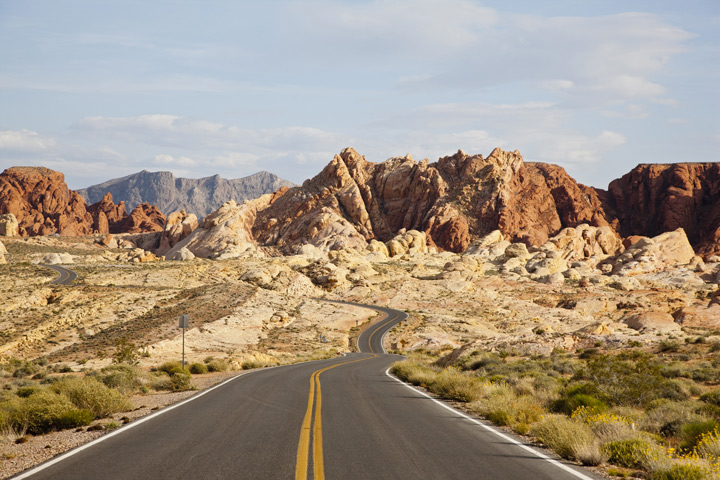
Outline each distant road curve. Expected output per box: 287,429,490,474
42,264,77,285
317,299,408,353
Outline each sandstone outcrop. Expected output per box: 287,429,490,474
156,210,198,255
0,167,94,236
117,203,165,234
603,163,720,258
610,228,696,276
0,167,166,237
249,147,613,255
0,240,6,264
0,213,19,236
165,199,264,260
86,193,127,234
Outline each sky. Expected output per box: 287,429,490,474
0,0,718,190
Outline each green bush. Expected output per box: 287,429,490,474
189,363,208,375
157,361,188,376
206,359,229,373
51,377,131,418
681,420,720,452
97,364,147,394
168,372,192,392
650,464,708,480
1,389,93,434
551,393,608,415
700,390,720,406
602,438,651,468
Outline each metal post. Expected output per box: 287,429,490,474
182,325,185,369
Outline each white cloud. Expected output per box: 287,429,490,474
0,129,55,151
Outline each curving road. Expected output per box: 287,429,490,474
42,264,77,285
13,303,600,480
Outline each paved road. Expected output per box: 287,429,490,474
42,264,77,285
14,303,600,480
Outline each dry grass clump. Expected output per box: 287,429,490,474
529,414,598,462
240,353,277,370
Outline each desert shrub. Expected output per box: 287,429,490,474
700,390,720,406
481,393,544,434
112,338,140,366
602,438,652,468
157,361,187,376
189,363,208,375
578,355,666,406
693,428,720,460
551,393,607,415
641,400,707,437
97,364,148,394
168,371,192,392
681,420,720,452
51,377,130,418
240,354,275,370
391,361,437,387
1,389,93,434
530,414,595,460
430,368,481,402
15,386,41,398
650,464,709,480
206,358,229,373
575,408,637,443
11,361,40,379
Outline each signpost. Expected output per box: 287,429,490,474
178,314,189,369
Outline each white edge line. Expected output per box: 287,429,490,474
384,367,597,480
12,354,349,480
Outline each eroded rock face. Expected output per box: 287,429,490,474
165,199,265,260
156,210,198,255
86,193,127,234
0,167,165,237
251,148,612,254
0,167,94,236
117,203,166,234
604,163,720,258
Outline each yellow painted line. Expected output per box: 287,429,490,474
295,356,376,480
313,372,324,480
365,312,398,353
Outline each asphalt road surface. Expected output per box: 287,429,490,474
14,303,601,480
42,265,77,285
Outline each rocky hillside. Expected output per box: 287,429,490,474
250,147,612,253
169,147,720,260
601,163,720,258
0,167,164,237
78,170,294,217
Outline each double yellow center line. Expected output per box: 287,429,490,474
294,356,375,480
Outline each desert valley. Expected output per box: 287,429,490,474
2,148,720,477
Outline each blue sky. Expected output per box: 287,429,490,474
0,0,717,189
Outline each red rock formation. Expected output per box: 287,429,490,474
253,147,614,253
117,203,166,234
0,167,164,237
0,167,94,236
603,163,720,257
86,192,127,234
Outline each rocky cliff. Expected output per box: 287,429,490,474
602,163,720,258
250,147,612,254
0,167,165,237
78,170,294,217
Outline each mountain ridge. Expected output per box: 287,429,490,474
78,170,294,217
